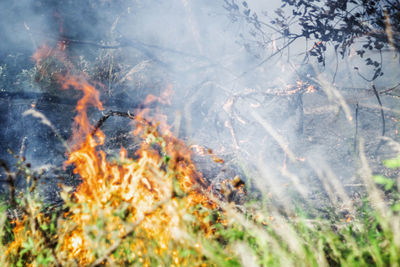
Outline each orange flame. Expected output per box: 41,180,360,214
28,44,217,264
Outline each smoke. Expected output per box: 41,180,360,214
1,0,399,206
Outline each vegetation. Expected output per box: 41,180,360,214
225,0,400,80
0,127,400,266
0,1,400,266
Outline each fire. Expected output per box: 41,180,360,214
8,43,219,265
58,52,215,264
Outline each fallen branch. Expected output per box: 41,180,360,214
0,91,148,110
0,91,78,106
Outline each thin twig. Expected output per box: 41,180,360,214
372,84,386,155
379,82,400,95
332,48,339,84
0,160,16,208
235,37,298,80
372,84,385,137
250,110,297,162
23,108,71,154
354,103,359,152
296,93,304,135
91,110,136,136
19,136,28,158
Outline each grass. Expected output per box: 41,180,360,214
1,31,399,267
0,133,400,267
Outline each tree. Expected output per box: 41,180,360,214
224,0,400,81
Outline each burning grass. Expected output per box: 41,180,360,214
2,143,400,266
5,44,223,266
1,44,400,266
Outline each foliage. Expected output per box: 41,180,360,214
224,0,400,81
282,0,399,79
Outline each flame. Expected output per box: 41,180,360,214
66,44,217,264
8,43,218,265
58,61,214,264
